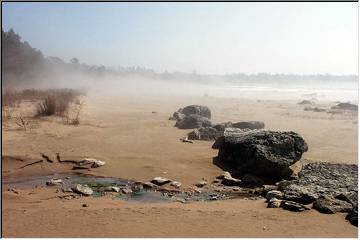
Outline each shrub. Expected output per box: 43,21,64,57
36,95,56,116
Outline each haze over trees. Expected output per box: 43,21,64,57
2,28,357,88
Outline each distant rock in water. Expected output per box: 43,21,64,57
216,129,308,179
279,162,358,205
298,100,314,105
232,121,265,130
188,127,222,141
175,114,212,129
331,102,358,111
304,107,326,112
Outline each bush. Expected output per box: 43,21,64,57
36,95,56,116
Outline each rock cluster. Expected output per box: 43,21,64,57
276,162,358,226
170,105,264,141
279,162,358,205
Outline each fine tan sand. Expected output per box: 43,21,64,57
2,89,358,237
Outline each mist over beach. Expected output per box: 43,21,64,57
1,2,358,237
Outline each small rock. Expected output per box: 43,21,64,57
121,188,133,194
176,198,186,203
192,187,202,193
313,195,353,214
143,182,158,189
180,137,194,143
218,172,242,186
104,186,120,193
82,203,88,207
46,178,63,186
170,181,182,188
72,184,93,196
195,180,208,188
151,177,172,186
62,188,73,193
267,198,282,208
304,107,326,112
298,100,313,105
77,158,105,168
280,200,310,212
210,196,218,201
266,190,283,201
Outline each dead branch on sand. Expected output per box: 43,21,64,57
41,153,54,163
19,160,44,169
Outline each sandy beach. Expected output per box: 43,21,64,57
2,89,358,237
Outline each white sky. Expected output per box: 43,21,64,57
2,2,359,75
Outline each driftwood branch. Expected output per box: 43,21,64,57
19,160,43,169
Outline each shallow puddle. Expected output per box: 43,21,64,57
2,172,255,203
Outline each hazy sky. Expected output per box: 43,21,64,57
2,2,358,75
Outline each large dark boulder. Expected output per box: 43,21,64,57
188,127,222,141
175,114,212,129
216,129,308,179
181,105,212,119
232,121,265,130
279,162,358,205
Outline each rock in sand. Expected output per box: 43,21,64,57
216,129,308,179
175,114,212,129
72,184,93,196
151,177,172,186
313,195,353,214
188,127,222,141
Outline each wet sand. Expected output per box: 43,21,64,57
2,90,358,237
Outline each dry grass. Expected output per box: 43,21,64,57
35,89,83,117
2,88,84,126
14,115,30,130
63,100,85,125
